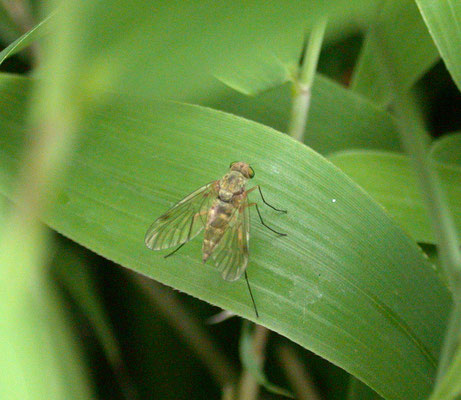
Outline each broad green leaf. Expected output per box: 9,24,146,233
204,76,402,155
431,132,461,167
414,0,461,92
347,377,383,400
0,11,54,66
351,0,439,106
0,73,451,400
329,150,461,244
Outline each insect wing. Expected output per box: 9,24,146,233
145,181,218,250
212,199,250,281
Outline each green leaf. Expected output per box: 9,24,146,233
351,0,439,106
347,377,384,400
40,0,383,100
431,132,461,167
35,0,403,158
0,73,451,400
0,11,55,66
205,76,402,155
414,0,461,92
329,150,461,244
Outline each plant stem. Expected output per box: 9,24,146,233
370,26,461,388
134,274,238,388
237,324,270,400
392,77,461,391
287,16,327,142
277,344,322,400
434,301,461,386
221,384,235,400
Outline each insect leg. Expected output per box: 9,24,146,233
245,270,259,318
164,242,186,258
247,185,286,213
164,210,208,258
248,202,287,236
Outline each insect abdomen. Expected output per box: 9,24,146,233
202,200,233,262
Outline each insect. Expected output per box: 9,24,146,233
144,161,287,317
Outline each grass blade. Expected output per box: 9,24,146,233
0,74,451,400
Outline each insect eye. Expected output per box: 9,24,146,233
229,161,238,168
248,167,255,178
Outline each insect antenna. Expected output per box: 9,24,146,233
244,271,259,318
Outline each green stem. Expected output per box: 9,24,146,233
396,98,461,287
237,324,270,400
393,95,461,388
134,275,238,388
370,26,461,388
277,344,322,400
392,83,461,393
287,16,327,142
434,300,461,387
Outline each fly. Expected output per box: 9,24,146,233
144,161,287,317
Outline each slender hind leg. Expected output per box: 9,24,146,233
246,185,287,213
246,202,287,236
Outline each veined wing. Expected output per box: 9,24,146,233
211,198,250,281
145,181,218,250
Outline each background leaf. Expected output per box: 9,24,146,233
415,0,461,91
351,0,439,106
329,149,461,244
431,132,461,166
38,0,384,101
0,73,451,400
204,76,402,156
347,377,384,400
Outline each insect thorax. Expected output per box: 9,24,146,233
218,171,246,202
